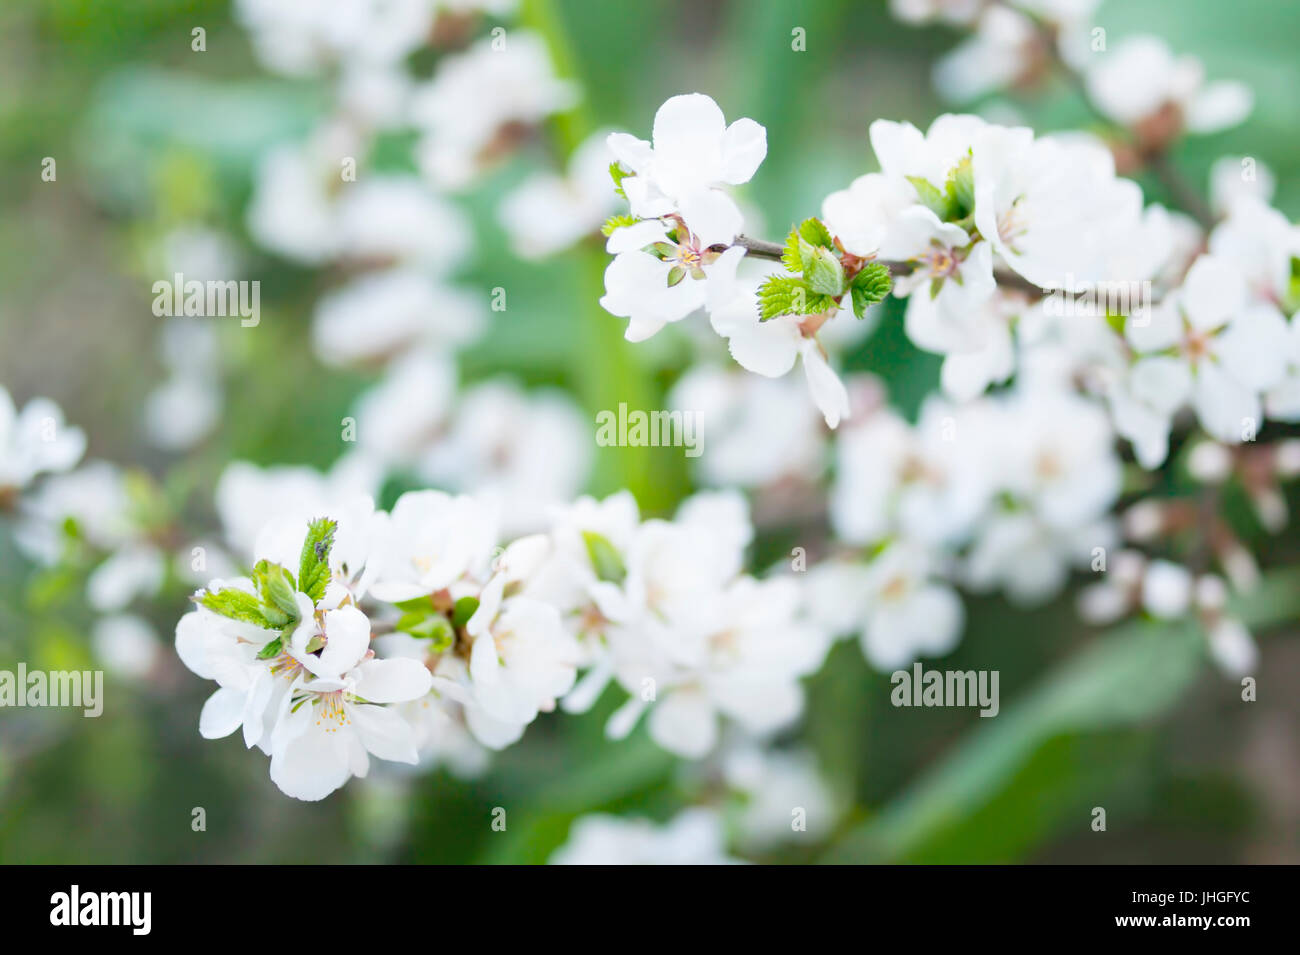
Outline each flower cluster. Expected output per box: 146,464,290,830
178,485,829,799
807,357,1121,668
600,93,877,427
167,73,1297,803
598,98,1165,431
15,0,1260,838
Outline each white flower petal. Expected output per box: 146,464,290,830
719,117,767,184
678,189,743,248
349,703,419,763
1194,361,1260,443
800,340,850,429
269,722,351,801
1186,81,1253,133
353,657,433,703
199,687,245,739
317,605,371,677
605,218,668,254
648,689,717,758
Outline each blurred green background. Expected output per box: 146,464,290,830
1,0,1298,863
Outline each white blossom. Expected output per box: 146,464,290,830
268,605,433,801
0,386,86,493
607,93,766,243
418,380,592,537
312,270,485,367
1084,35,1252,135
704,260,851,428
411,32,578,189
1210,156,1276,218
668,365,825,488
1122,254,1289,451
235,0,436,77
600,218,745,343
368,490,499,603
498,130,620,259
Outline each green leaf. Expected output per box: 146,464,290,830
452,596,481,629
600,213,638,237
781,227,804,272
849,262,893,318
297,517,337,604
778,219,834,276
475,733,677,864
797,217,834,249
804,245,846,297
907,175,959,221
757,275,805,320
824,622,1204,863
822,566,1300,863
395,596,435,613
1286,256,1300,314
945,154,975,218
608,161,630,199
757,275,834,320
582,530,627,584
256,637,284,660
399,612,455,651
198,588,274,630
252,560,299,625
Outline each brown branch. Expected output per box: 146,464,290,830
734,234,785,260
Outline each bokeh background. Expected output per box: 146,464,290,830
1,0,1298,863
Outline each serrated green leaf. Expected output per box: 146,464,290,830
757,275,804,321
781,227,803,272
805,246,846,297
849,262,893,318
600,213,638,237
758,275,837,320
298,517,337,604
199,588,275,629
582,530,627,584
797,217,833,249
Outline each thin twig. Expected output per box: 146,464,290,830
734,234,786,260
